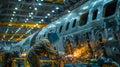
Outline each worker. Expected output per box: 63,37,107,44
26,38,64,67
0,50,14,67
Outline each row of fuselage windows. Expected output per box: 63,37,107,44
58,0,117,33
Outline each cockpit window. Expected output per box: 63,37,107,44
72,19,77,28
59,25,63,33
66,22,70,31
92,9,98,20
103,0,117,17
79,12,88,26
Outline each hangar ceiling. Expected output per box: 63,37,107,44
0,0,87,42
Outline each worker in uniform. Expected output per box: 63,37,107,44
26,38,64,67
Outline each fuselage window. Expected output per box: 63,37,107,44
72,19,77,28
59,25,63,33
66,22,70,31
103,0,117,17
92,9,98,20
79,12,88,26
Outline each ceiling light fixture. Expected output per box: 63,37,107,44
34,8,37,10
68,10,71,13
41,19,44,22
26,18,29,21
41,0,43,1
56,7,59,10
47,13,50,16
13,11,16,14
31,12,33,15
11,18,14,20
31,17,33,19
10,20,12,22
15,7,18,10
39,21,41,23
29,7,32,9
36,0,39,1
45,16,48,18
38,3,42,6
52,10,55,13
18,0,21,2
12,14,15,16
29,14,32,17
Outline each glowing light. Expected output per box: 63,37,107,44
29,14,32,17
47,13,50,16
15,7,18,10
34,8,37,10
11,18,14,20
39,21,41,23
68,10,71,13
29,7,32,9
45,16,48,18
41,19,44,22
8,24,12,26
56,7,59,10
10,20,12,22
13,11,16,14
41,0,43,1
38,3,42,5
36,0,39,1
12,14,15,16
52,10,55,13
26,18,29,21
18,0,21,1
31,12,33,15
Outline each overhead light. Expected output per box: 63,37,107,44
68,10,71,13
12,14,15,16
52,10,55,13
45,16,48,18
56,7,59,10
15,7,18,10
41,0,43,1
34,8,37,10
39,21,41,23
8,24,12,26
10,20,12,22
31,17,33,19
47,13,50,16
11,18,13,20
31,12,33,15
18,0,21,2
41,19,44,22
13,11,16,14
36,0,39,1
29,7,32,9
29,14,32,17
26,18,29,21
36,24,38,26
38,3,42,6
